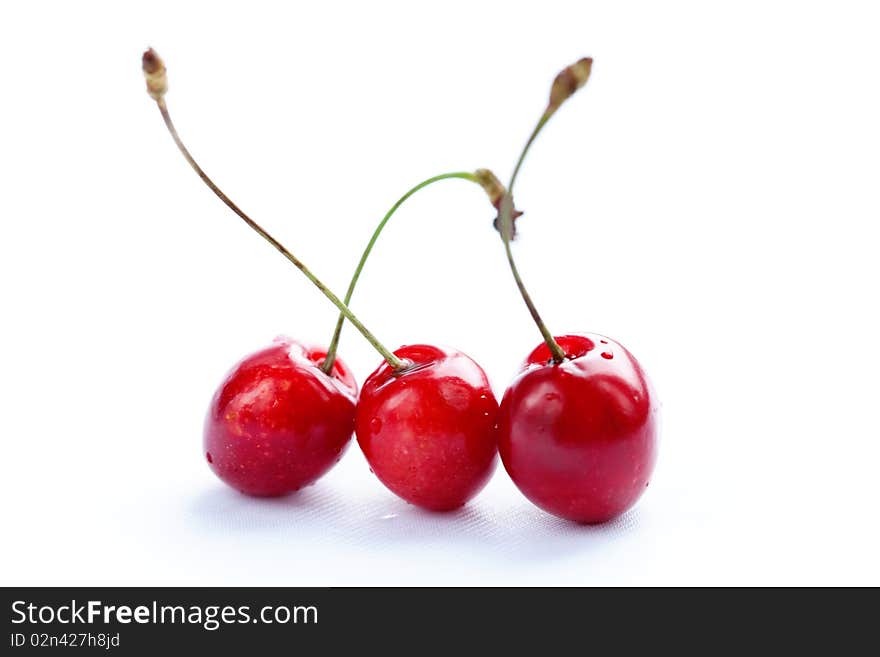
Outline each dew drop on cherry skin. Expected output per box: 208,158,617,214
203,336,358,497
355,345,499,511
498,334,658,524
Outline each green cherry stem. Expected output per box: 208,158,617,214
321,171,488,373
498,57,594,364
499,114,567,364
142,49,406,372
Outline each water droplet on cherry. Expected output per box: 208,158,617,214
370,417,382,433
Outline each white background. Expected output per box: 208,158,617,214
2,1,878,585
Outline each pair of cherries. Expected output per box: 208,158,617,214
206,339,498,511
144,50,658,524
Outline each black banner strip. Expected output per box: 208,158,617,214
2,587,874,653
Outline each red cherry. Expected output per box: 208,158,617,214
355,345,499,511
499,334,658,523
204,336,358,497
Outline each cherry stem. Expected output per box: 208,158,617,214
499,111,567,363
151,97,407,372
321,171,481,373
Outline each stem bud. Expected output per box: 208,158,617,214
142,48,168,100
475,169,524,239
548,57,592,114
474,168,506,209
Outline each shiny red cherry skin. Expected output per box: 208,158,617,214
355,345,499,511
204,336,358,497
499,334,658,524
